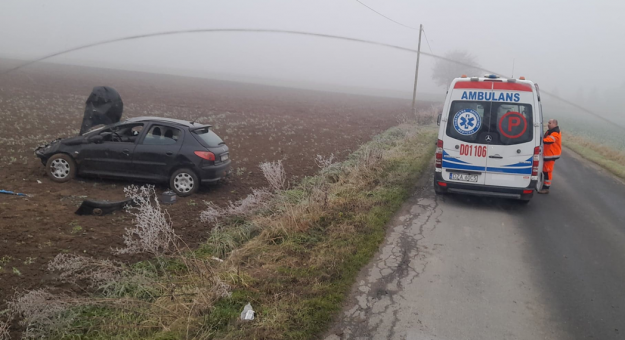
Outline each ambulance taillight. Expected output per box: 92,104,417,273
531,146,541,177
435,139,443,170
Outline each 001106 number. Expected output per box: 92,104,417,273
459,144,487,157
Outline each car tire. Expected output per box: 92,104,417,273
170,168,199,197
46,153,76,183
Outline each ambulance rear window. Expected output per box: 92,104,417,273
446,101,533,145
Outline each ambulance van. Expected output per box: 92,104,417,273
434,75,544,202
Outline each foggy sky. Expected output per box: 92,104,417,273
1,0,624,100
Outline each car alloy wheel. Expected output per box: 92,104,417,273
50,158,71,179
174,172,194,193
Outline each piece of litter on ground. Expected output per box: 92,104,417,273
211,256,224,262
37,180,42,184
0,190,28,197
240,303,255,321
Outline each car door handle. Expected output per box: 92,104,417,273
122,149,130,155
166,152,173,156
489,155,503,159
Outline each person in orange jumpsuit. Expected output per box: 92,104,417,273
538,119,562,194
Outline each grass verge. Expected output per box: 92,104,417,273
565,134,625,180
1,124,436,340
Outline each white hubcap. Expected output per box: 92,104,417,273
50,159,70,179
174,173,194,193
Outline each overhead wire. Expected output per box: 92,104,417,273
353,0,419,31
421,27,433,54
0,28,621,130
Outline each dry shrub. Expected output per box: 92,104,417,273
201,159,285,227
395,111,416,125
48,254,125,288
0,313,12,340
315,154,336,170
416,104,443,125
200,188,272,225
259,160,286,191
115,185,178,256
199,201,222,225
7,289,80,339
47,254,156,299
226,188,272,215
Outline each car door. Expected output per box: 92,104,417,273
132,124,184,181
483,86,536,188
78,123,143,177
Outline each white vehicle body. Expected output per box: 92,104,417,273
434,75,544,201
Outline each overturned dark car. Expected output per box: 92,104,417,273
35,86,231,196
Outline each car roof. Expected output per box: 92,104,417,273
125,116,211,129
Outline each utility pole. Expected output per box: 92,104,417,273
411,24,423,119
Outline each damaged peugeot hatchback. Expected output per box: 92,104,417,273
35,87,231,196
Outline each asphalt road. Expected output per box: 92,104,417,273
325,149,625,340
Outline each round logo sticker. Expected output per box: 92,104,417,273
498,112,527,139
453,109,481,135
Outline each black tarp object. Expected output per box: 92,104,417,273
75,198,134,216
79,86,123,135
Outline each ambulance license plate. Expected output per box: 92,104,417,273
449,173,478,182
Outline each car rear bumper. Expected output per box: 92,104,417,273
434,172,535,200
198,160,231,183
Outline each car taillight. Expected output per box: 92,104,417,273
194,151,215,161
522,189,533,194
531,146,540,176
435,139,443,169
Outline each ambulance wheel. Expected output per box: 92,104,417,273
433,177,447,195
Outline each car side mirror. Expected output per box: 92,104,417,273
89,135,104,143
437,113,442,126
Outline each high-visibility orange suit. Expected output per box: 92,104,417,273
543,126,562,188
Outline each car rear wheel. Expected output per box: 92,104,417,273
46,153,76,183
170,169,199,197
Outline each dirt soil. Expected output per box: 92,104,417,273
0,60,435,306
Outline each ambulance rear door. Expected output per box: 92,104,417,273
441,81,492,186
483,82,536,188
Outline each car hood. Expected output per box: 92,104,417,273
79,86,123,135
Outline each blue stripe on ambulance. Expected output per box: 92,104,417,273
442,150,471,164
501,157,533,167
485,167,532,175
442,161,486,171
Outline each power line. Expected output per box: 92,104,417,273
421,27,433,54
353,0,419,31
1,28,621,130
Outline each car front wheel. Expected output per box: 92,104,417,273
46,153,76,183
170,168,199,197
